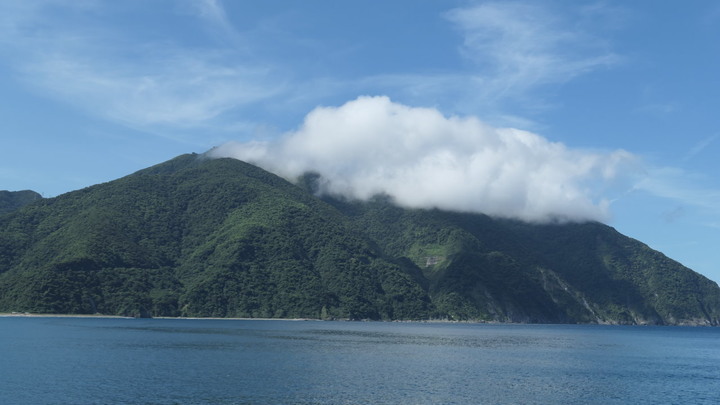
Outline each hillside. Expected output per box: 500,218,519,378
0,155,430,319
0,154,718,325
324,195,720,325
0,190,42,216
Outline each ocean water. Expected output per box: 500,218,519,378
1,318,718,404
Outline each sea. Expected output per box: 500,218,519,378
0,317,718,404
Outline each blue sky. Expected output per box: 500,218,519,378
2,1,720,282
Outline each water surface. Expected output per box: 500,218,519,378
1,318,718,404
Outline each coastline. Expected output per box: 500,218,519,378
0,313,469,323
2,313,710,326
0,312,135,319
0,312,322,321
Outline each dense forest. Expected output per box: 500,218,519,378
0,190,41,216
1,153,718,325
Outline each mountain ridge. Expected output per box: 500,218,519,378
0,154,717,325
0,190,42,216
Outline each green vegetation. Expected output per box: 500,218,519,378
1,154,718,325
0,190,42,216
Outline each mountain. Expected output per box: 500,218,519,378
324,195,720,325
0,190,42,216
0,154,718,325
0,155,430,320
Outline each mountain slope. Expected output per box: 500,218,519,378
0,190,42,216
0,154,430,319
324,195,720,325
0,154,718,325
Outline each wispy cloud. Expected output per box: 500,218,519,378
634,166,720,216
192,0,231,28
682,134,719,163
338,1,625,127
183,0,245,46
0,1,281,135
24,50,282,127
444,1,620,103
0,1,624,134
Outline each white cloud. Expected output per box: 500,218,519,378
211,96,635,223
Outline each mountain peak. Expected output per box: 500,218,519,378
0,189,42,216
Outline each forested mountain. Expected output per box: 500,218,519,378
0,190,42,216
1,154,718,325
324,195,720,325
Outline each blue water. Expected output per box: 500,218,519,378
1,318,718,404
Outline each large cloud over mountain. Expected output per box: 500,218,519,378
211,96,634,222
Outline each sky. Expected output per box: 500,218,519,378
1,1,720,282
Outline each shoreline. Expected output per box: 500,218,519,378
0,312,474,323
0,312,134,319
1,313,711,326
0,312,325,321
